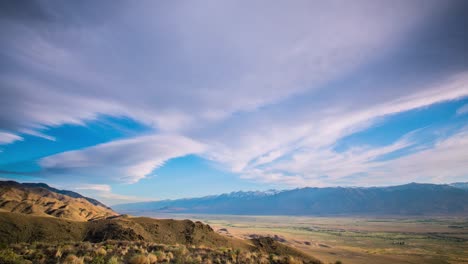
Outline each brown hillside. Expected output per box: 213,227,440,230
0,181,117,221
0,212,322,263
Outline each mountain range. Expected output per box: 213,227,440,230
114,183,468,216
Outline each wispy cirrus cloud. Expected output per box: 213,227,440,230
0,132,22,145
39,134,205,183
379,127,468,184
74,184,111,193
203,73,468,186
236,124,468,187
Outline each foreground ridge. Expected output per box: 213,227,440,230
0,212,322,264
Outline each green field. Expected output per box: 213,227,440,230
142,214,468,264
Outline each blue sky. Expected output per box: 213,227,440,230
1,0,468,205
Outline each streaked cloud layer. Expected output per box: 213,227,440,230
1,0,468,203
39,134,205,183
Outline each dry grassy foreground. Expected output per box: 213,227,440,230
0,240,325,264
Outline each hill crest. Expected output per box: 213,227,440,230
0,180,117,221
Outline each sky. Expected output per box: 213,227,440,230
1,0,468,205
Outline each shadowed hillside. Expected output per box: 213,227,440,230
0,212,321,263
0,212,240,247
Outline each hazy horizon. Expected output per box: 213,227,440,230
3,179,468,206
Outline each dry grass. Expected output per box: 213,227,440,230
63,254,85,264
0,240,322,264
129,254,149,264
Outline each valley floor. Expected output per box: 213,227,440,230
137,213,468,264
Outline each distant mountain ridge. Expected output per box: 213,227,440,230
450,182,468,190
114,182,468,216
0,180,117,221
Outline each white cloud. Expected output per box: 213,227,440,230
201,73,468,185
234,126,468,187
95,191,151,206
0,132,23,145
19,129,56,141
71,184,150,206
375,128,468,184
39,134,205,183
74,184,112,192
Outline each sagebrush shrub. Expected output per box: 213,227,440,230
128,254,150,264
62,254,84,264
